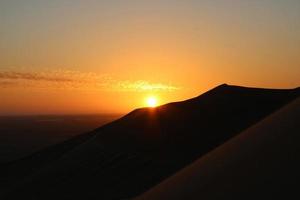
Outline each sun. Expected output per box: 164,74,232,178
146,96,158,107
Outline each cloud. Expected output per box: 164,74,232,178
0,69,180,92
116,80,180,92
0,71,73,82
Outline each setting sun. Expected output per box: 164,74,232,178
146,96,158,107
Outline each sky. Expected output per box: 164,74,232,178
0,0,300,115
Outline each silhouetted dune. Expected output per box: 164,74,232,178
1,84,299,200
136,97,300,200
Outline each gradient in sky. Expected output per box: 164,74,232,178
1,0,299,115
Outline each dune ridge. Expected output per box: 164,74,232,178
136,97,300,199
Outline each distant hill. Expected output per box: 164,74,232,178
1,84,299,200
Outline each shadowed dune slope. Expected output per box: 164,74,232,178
1,84,300,200
136,98,300,200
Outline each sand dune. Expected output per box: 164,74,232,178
136,98,300,199
1,84,299,199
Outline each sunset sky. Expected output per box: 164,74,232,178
1,0,300,115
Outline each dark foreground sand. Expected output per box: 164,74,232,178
136,98,300,199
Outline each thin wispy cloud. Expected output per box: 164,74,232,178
0,71,74,82
116,80,180,92
0,70,180,92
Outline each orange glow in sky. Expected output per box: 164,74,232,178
0,1,299,115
